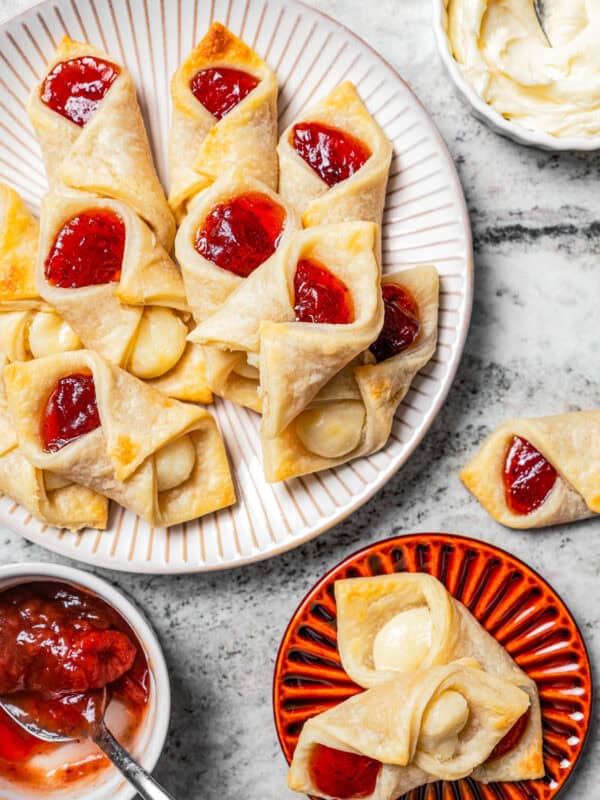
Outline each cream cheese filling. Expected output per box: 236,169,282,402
28,311,81,359
372,606,432,674
127,307,187,380
154,435,196,492
295,400,365,459
446,0,600,137
419,690,470,760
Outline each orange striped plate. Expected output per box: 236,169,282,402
273,533,592,800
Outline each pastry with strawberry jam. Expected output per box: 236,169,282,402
287,572,543,799
4,350,235,528
175,174,299,324
461,411,600,528
190,221,384,439
28,36,174,249
0,184,81,364
169,22,278,220
37,192,212,404
175,175,299,411
278,81,393,227
289,662,536,799
0,187,108,531
262,266,439,482
0,580,149,790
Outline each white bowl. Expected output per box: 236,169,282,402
0,562,171,800
432,0,600,152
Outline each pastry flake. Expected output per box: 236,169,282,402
278,81,393,227
4,350,235,527
37,190,212,403
169,22,278,220
28,36,175,249
190,221,384,434
460,412,600,529
334,572,544,782
262,265,439,481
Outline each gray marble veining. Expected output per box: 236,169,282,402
0,0,598,797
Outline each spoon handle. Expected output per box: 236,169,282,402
93,722,176,800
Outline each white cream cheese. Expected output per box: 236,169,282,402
419,690,470,759
372,606,432,673
446,0,600,138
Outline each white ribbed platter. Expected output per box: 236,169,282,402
0,0,473,573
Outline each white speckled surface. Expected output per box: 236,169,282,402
0,0,597,797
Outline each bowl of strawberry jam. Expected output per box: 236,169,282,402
0,562,170,800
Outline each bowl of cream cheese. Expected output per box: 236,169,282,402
433,0,600,151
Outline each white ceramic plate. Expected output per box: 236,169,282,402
0,0,473,573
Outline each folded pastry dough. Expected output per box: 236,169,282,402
4,351,235,527
262,266,438,481
37,191,212,403
190,222,384,431
278,82,393,227
0,184,80,362
169,22,278,220
288,661,532,799
461,413,600,529
334,573,544,782
175,173,300,323
28,36,175,249
0,355,107,531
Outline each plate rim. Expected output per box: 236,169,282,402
272,531,594,798
0,0,474,573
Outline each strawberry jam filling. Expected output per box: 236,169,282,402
40,56,120,127
504,436,557,515
0,580,149,774
370,283,420,363
45,208,125,289
292,122,371,187
190,67,259,119
41,372,101,453
195,191,285,277
308,744,381,799
294,259,354,324
0,710,43,762
487,709,530,762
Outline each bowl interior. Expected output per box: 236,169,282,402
431,0,600,152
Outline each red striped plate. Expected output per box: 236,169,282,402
273,533,592,800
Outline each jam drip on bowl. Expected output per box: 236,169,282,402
45,208,126,289
0,581,149,783
292,122,371,187
308,744,381,799
41,372,101,453
486,708,530,762
40,57,120,127
504,436,557,515
190,67,259,120
370,283,420,363
195,192,285,277
294,259,354,325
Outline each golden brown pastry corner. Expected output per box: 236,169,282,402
0,183,39,301
175,21,269,92
194,21,262,66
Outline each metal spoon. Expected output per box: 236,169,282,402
533,0,552,45
0,692,175,800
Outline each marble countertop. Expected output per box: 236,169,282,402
0,0,598,797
